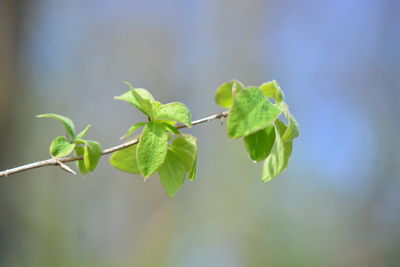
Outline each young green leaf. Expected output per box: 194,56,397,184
123,81,155,102
83,140,102,172
215,80,245,108
75,124,91,140
227,87,281,139
115,82,155,117
154,101,162,109
120,122,146,139
160,123,181,135
137,122,169,177
158,149,187,197
188,159,197,181
75,146,89,175
74,139,86,145
109,144,140,173
37,113,76,138
282,113,300,141
277,102,300,142
244,125,275,162
155,102,192,127
130,89,154,118
259,80,284,103
170,134,198,180
50,136,76,157
262,119,293,182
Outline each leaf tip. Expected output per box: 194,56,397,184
123,81,134,89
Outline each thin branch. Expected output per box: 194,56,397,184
57,161,77,175
0,111,228,177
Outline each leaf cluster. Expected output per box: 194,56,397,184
37,114,102,174
215,80,299,181
110,82,197,196
35,79,299,197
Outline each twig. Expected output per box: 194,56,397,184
0,111,228,177
57,161,77,175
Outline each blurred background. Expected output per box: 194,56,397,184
0,0,399,266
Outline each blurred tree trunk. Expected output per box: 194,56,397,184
0,0,24,130
0,0,26,264
0,0,27,161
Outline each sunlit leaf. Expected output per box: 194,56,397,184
170,134,198,180
282,113,300,141
50,136,76,157
120,122,146,139
215,80,245,108
188,158,197,181
227,87,281,139
74,139,86,145
244,125,275,162
37,113,76,138
75,146,88,175
83,140,102,172
114,82,155,117
109,143,140,174
158,149,187,197
155,102,192,127
130,89,154,118
75,124,91,140
137,122,169,177
160,123,181,135
262,119,293,182
259,80,284,103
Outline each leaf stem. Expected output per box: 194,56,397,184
0,111,228,177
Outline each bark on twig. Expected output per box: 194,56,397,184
0,111,228,177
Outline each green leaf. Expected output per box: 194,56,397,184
170,134,198,180
282,113,300,141
137,122,169,177
130,89,154,118
75,146,88,175
244,125,275,162
50,136,76,157
189,159,197,181
109,144,140,174
227,87,281,139
75,124,91,140
83,140,102,172
215,80,245,108
259,80,284,103
158,149,187,197
120,122,146,139
115,82,155,117
124,82,155,101
154,101,162,109
262,119,293,182
74,139,86,145
160,123,181,135
155,102,192,127
37,113,76,138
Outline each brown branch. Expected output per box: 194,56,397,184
0,111,228,177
